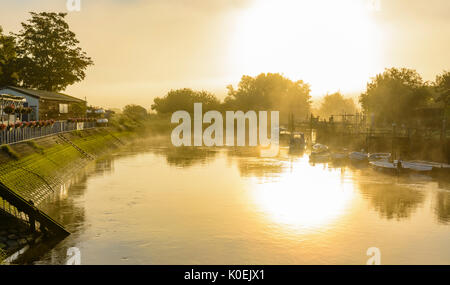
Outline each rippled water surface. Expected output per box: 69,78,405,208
35,143,450,264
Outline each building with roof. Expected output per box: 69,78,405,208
0,86,86,121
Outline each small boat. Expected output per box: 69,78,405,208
331,148,348,161
401,161,434,172
370,160,397,171
368,153,391,161
289,132,305,150
349,151,368,162
407,160,450,170
309,144,330,162
331,152,348,160
311,143,329,154
370,160,433,173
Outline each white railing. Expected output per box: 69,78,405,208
0,121,97,145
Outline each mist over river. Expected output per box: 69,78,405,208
34,142,450,265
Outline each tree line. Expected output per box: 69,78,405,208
149,68,449,128
151,73,312,124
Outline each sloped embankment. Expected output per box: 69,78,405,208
0,128,130,206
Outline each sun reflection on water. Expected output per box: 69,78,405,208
248,155,355,232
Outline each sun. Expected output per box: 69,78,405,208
229,0,382,96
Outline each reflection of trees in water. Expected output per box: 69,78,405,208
94,157,114,175
163,147,218,167
359,183,425,220
435,191,450,224
39,171,88,230
34,172,89,264
236,159,285,178
223,147,286,178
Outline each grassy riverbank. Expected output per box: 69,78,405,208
0,128,133,205
0,127,141,263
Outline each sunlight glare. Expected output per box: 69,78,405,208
249,157,354,232
230,0,382,95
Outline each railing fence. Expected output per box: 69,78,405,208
0,121,97,145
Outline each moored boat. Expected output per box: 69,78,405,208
368,153,391,161
370,160,433,173
309,144,330,162
349,151,368,162
289,132,306,151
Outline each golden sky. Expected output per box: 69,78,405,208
1,0,449,108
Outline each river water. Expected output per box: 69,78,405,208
34,142,450,265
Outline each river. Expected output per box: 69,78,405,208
34,141,450,264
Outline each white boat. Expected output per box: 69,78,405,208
309,144,330,161
407,160,450,170
368,153,391,161
370,160,433,173
370,160,397,170
331,152,347,160
312,144,329,153
401,161,434,172
349,151,368,161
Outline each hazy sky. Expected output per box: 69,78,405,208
1,0,449,108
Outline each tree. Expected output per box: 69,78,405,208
435,71,450,107
71,102,87,117
359,68,431,126
14,12,93,91
151,88,220,114
123,104,148,121
224,73,311,122
0,26,19,86
318,92,357,119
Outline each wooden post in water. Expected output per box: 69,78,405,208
392,123,397,161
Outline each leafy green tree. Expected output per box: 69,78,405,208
318,92,357,119
0,26,19,86
123,104,148,121
359,68,431,126
14,12,93,91
151,88,220,114
224,73,311,122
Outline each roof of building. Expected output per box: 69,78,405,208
0,93,27,102
0,86,85,103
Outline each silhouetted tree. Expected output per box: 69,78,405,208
435,71,450,107
224,73,311,122
151,88,220,114
0,26,19,86
359,68,431,126
14,12,93,91
123,104,148,121
317,92,357,119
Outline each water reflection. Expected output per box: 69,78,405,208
248,156,354,231
161,147,218,167
358,183,425,220
35,157,115,264
34,144,450,264
435,191,450,224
